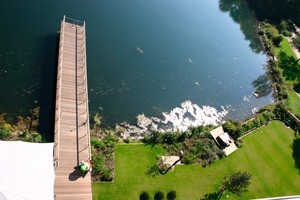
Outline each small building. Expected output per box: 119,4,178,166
210,126,238,156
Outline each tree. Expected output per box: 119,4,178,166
221,171,252,196
154,191,165,200
140,191,150,200
272,35,284,47
167,190,177,200
222,120,243,139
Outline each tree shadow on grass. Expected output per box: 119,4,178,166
292,136,300,172
278,51,300,82
200,192,220,200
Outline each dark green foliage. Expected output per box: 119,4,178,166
123,138,130,143
246,0,300,25
279,20,288,32
154,191,165,200
183,153,197,165
142,131,163,144
146,164,161,177
235,138,244,148
176,131,187,142
101,168,113,181
0,123,12,139
278,51,300,82
92,154,104,175
103,133,118,145
91,137,105,150
91,134,116,181
140,191,150,200
272,35,284,47
282,30,292,37
167,190,177,200
223,120,243,140
293,133,300,171
221,171,252,196
162,132,178,144
142,125,223,166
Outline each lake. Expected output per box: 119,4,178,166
0,0,273,136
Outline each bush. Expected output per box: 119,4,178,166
91,137,105,150
258,30,265,36
92,154,104,175
162,132,177,144
223,120,243,139
235,138,244,148
272,35,284,47
140,191,150,200
154,191,165,200
282,30,292,37
183,153,197,164
167,190,177,200
101,168,113,181
0,123,13,139
123,138,130,143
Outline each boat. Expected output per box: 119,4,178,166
137,46,143,54
188,58,194,64
252,91,259,98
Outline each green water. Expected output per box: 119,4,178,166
0,0,273,134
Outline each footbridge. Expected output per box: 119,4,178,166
53,16,92,200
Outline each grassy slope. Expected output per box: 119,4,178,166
288,90,300,115
275,38,300,115
275,38,297,59
92,121,300,200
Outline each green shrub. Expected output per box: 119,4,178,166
92,154,104,175
258,30,265,36
101,168,113,181
223,120,243,139
235,138,244,148
154,191,165,200
91,137,105,150
183,153,197,164
140,191,150,200
103,133,118,145
123,138,130,143
167,190,177,200
0,123,13,139
272,35,284,47
162,132,177,144
282,30,292,37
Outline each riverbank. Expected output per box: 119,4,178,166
0,107,43,142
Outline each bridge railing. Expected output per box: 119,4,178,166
65,16,84,27
53,16,66,163
76,21,91,160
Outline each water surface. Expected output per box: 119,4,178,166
0,0,273,135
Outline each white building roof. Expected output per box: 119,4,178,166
0,141,55,200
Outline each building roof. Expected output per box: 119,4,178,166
0,141,55,200
210,126,238,156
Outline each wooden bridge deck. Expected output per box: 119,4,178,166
53,16,92,200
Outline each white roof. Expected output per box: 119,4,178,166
0,141,55,200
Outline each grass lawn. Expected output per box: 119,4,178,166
288,90,300,115
275,38,297,59
92,121,300,200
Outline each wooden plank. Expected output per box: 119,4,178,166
54,18,92,200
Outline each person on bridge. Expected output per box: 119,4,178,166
80,160,92,173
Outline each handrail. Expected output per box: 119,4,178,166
54,16,91,164
81,21,91,160
53,15,66,161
